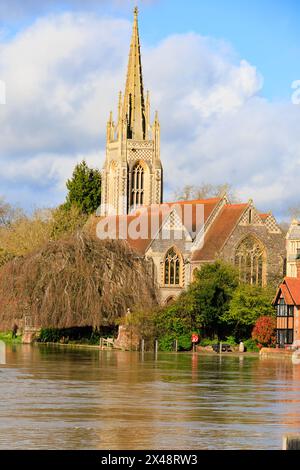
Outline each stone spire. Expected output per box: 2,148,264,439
123,6,146,140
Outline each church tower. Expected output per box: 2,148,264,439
100,7,163,216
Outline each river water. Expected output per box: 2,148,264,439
0,344,299,450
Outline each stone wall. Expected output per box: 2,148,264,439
113,325,140,351
220,225,286,286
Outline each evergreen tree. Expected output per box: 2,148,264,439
65,161,101,215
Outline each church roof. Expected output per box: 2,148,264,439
274,277,300,306
87,198,222,255
191,203,248,262
88,195,280,259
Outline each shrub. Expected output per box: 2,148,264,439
252,316,276,348
225,335,237,346
243,338,259,352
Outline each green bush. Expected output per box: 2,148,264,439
0,331,22,344
225,335,237,346
39,328,62,343
199,338,218,347
38,326,103,345
243,338,259,352
158,333,193,351
158,334,176,351
178,334,192,351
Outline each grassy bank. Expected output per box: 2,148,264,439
0,331,22,344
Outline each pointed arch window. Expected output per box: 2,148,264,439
131,162,145,208
164,248,182,287
235,236,266,286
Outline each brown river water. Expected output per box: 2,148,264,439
0,344,300,450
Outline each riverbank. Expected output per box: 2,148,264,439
36,342,260,357
38,341,101,350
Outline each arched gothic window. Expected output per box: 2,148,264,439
131,162,145,208
164,248,182,286
235,236,266,286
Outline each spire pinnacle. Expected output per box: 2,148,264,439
122,6,146,140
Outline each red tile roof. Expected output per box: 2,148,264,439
191,203,248,262
280,284,294,305
87,198,222,255
274,277,300,306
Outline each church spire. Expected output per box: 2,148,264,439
123,6,146,140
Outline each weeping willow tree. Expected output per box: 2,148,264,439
0,233,157,330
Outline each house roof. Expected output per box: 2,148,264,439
191,203,248,262
274,277,300,306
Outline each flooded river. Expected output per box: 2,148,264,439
0,344,299,449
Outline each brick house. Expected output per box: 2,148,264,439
273,259,300,348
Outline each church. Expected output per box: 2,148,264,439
91,8,286,304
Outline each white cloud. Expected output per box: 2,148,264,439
0,11,299,218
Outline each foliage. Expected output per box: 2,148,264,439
0,198,23,227
50,204,87,240
38,326,107,345
252,316,276,348
173,183,239,203
189,261,239,338
119,309,156,341
226,284,276,341
0,249,14,268
65,160,101,215
0,234,157,331
199,337,218,347
0,209,52,257
0,331,22,344
158,333,192,352
153,294,197,351
243,338,259,352
152,261,239,349
224,335,237,346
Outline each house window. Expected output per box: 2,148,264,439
277,329,293,346
276,298,294,347
131,162,145,208
164,248,182,286
276,298,294,317
235,235,266,286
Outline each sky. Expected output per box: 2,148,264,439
0,0,299,219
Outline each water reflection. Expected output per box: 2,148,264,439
0,345,300,449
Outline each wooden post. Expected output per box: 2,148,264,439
99,337,103,350
283,434,300,450
219,341,222,354
154,339,158,357
141,338,145,353
175,339,178,353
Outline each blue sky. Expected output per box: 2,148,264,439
3,0,298,100
0,0,299,217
